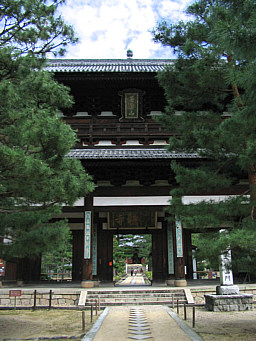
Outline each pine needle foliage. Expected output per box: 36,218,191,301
0,0,94,260
153,0,256,272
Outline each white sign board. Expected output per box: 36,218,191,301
84,211,91,259
220,250,234,285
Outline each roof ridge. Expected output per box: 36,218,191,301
47,58,174,63
45,59,174,73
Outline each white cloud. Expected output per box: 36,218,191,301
58,0,194,59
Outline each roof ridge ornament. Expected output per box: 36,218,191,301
127,49,133,58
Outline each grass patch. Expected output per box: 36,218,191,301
0,309,101,340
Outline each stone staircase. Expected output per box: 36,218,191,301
84,288,187,309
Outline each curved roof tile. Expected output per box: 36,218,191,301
67,148,199,159
46,59,173,73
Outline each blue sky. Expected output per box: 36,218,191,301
59,0,194,59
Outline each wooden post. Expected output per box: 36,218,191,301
192,306,196,328
177,298,179,314
95,299,98,316
91,304,93,322
33,290,37,310
49,290,52,310
184,304,187,320
172,294,174,308
82,311,85,332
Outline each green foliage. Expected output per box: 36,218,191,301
145,271,152,280
0,0,78,56
113,235,126,274
0,0,95,260
153,0,256,270
113,234,152,274
41,230,72,279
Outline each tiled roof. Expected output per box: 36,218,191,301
67,149,199,159
46,59,173,73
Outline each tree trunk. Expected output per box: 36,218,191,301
248,165,256,219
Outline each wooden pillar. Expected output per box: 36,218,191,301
166,222,175,285
174,218,187,286
72,230,83,281
152,223,167,283
82,194,93,283
98,226,113,283
184,230,193,279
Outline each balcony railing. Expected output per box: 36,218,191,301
70,122,170,137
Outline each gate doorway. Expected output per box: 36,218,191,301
96,215,168,284
113,234,152,286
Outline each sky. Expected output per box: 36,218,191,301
58,0,194,60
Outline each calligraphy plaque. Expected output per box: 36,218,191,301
119,89,145,121
84,211,91,259
125,93,139,119
167,224,174,274
176,218,183,258
107,211,157,229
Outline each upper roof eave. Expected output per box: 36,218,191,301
67,148,200,160
46,58,174,73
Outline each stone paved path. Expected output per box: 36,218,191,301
119,274,145,286
91,305,197,341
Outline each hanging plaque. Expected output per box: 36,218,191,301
167,224,174,274
107,211,157,229
176,218,183,258
125,93,139,119
84,211,91,259
92,225,97,275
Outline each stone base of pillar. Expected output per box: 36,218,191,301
166,279,175,286
81,280,94,288
81,280,100,288
216,285,239,295
174,279,187,287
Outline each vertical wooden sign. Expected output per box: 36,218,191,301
92,225,97,275
84,211,91,259
167,224,174,274
176,218,183,258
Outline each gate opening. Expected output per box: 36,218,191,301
113,233,152,286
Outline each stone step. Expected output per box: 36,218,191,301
86,297,186,303
84,289,187,307
86,289,184,294
84,300,186,308
85,301,186,307
86,292,185,297
86,293,185,299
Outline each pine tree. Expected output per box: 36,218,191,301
152,0,256,273
0,1,95,260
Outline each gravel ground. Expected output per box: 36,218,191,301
1,305,256,340
179,305,256,341
0,309,101,340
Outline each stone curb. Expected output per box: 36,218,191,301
81,307,110,341
164,306,203,341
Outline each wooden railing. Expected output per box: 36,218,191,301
70,122,170,137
